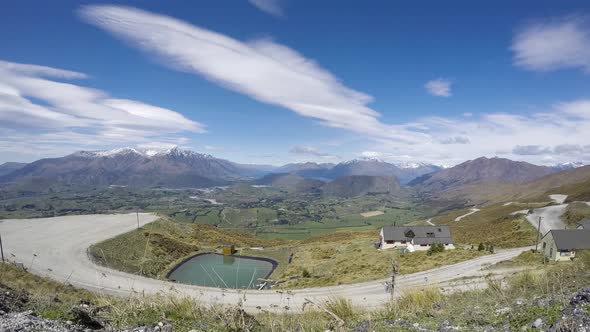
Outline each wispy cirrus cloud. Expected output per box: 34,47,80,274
79,5,430,146
77,6,590,166
512,15,590,72
248,0,284,17
425,78,452,97
0,59,205,161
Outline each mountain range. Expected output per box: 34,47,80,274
0,148,265,188
271,158,442,184
0,147,587,201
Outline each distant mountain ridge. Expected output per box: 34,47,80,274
272,158,442,184
0,162,27,177
410,157,556,191
0,148,585,192
0,147,267,188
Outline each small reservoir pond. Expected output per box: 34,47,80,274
167,253,277,289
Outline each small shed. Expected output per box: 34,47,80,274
222,244,235,255
541,229,590,261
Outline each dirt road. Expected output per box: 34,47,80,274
526,204,568,235
0,214,530,312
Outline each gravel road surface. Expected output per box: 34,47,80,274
0,214,530,312
526,204,568,235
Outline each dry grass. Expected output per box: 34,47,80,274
277,240,486,288
432,203,540,248
562,201,590,227
2,250,590,331
386,287,443,317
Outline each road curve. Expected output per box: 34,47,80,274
0,214,530,312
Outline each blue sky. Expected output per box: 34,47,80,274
1,0,590,166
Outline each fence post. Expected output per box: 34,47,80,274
0,233,5,263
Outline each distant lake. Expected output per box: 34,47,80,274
167,253,276,289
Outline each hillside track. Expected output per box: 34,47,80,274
0,214,531,312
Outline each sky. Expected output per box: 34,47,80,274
1,0,590,166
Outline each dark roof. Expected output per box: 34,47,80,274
382,225,452,244
548,229,590,250
578,219,590,230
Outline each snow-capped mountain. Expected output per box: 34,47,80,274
551,161,586,171
0,147,267,188
274,158,442,184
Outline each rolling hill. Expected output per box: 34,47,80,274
254,173,325,193
0,162,27,177
411,157,555,190
322,175,402,198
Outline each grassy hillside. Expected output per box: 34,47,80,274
89,218,284,278
430,165,590,206
432,203,540,248
2,251,590,331
90,218,488,288
562,201,590,227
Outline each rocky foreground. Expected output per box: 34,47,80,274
1,283,589,331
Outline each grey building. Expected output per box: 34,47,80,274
541,229,590,261
379,225,454,251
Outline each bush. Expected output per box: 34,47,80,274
478,243,485,251
427,243,445,256
302,268,311,278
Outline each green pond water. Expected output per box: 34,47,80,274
167,253,275,289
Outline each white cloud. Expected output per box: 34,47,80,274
70,6,590,167
359,151,383,159
248,0,284,17
0,59,205,161
512,16,590,72
290,146,339,159
439,136,470,144
79,5,430,146
425,78,452,97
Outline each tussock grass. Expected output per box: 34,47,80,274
562,201,590,227
323,297,358,322
433,203,540,248
386,287,443,318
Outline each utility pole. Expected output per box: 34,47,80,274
535,216,543,252
136,210,140,229
0,233,5,263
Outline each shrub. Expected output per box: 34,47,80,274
427,243,445,256
302,268,311,278
478,243,485,251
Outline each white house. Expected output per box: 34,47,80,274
378,225,454,251
541,229,590,261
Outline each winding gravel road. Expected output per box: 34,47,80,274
526,203,569,235
0,214,530,312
